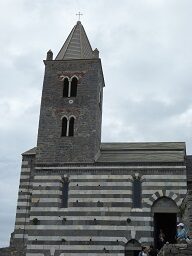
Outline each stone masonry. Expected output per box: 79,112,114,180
158,243,192,256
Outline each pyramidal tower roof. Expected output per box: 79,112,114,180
55,21,95,60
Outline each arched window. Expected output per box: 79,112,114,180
68,117,75,137
61,117,68,137
63,78,69,97
132,178,142,208
61,116,75,137
70,77,78,97
62,177,69,208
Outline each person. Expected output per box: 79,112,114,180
148,245,158,256
158,229,165,249
176,223,187,242
138,246,148,256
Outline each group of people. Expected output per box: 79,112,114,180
159,222,188,248
176,222,188,242
138,245,158,256
138,222,190,256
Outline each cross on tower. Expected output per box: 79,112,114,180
76,12,83,21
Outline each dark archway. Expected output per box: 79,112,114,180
68,117,75,136
125,239,141,256
63,78,69,97
152,197,179,249
70,77,78,97
61,117,68,137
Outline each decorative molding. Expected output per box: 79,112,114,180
57,71,86,82
33,167,186,178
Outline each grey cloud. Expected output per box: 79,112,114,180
0,0,192,247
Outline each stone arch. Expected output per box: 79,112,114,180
70,75,79,81
68,115,76,119
145,190,181,207
61,114,69,120
152,196,179,213
125,239,141,255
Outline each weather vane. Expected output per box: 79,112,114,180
76,12,83,21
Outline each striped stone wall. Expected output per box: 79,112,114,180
12,154,35,248
12,164,187,256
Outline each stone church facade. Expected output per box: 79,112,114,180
1,21,191,256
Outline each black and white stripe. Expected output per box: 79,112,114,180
12,167,187,256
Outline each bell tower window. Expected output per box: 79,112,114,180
68,117,75,136
63,78,69,97
70,77,78,97
61,117,68,136
62,77,78,98
61,116,75,137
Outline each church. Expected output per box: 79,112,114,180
3,21,191,256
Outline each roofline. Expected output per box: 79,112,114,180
22,147,37,156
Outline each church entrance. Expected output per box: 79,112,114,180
125,239,141,256
152,197,179,250
154,212,177,249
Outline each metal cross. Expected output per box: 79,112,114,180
76,12,83,21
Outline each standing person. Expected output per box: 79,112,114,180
158,229,165,249
148,245,158,256
138,246,148,256
176,223,187,242
143,247,149,256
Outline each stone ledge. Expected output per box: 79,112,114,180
0,246,25,256
158,243,192,256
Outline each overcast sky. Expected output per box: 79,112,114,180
0,0,192,247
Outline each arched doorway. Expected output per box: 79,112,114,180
152,197,179,249
125,239,141,256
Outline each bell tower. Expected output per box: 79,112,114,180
36,21,105,163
